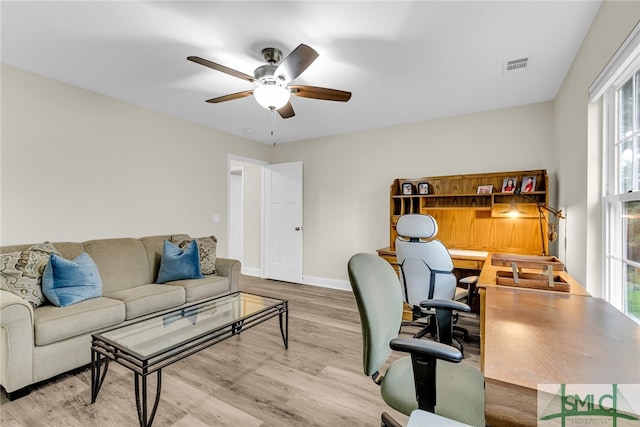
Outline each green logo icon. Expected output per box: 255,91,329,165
539,384,639,426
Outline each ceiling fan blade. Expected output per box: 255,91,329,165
274,44,319,83
205,90,254,104
277,102,295,119
290,85,352,102
187,56,255,83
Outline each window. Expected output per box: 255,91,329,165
589,23,640,323
593,23,640,323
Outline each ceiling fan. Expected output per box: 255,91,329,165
187,44,351,119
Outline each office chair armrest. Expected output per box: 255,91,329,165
390,337,462,363
419,298,470,313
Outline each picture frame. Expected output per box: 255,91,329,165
502,177,518,193
521,176,536,192
418,182,430,195
477,185,493,194
402,182,414,195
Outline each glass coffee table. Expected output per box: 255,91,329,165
91,291,288,427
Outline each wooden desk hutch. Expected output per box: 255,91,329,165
377,169,550,273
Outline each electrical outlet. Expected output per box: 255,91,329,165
212,213,221,223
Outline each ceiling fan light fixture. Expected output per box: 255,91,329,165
253,83,290,110
188,43,350,121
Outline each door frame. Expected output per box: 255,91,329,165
228,165,244,264
227,154,268,277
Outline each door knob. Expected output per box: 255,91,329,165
295,227,302,231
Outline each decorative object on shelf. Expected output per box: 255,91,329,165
402,182,414,195
418,182,430,194
505,187,565,256
521,175,536,192
501,177,518,193
477,185,493,194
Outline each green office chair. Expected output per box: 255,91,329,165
347,253,485,426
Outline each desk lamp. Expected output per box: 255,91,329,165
506,188,565,256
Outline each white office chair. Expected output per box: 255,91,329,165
382,410,473,427
395,214,470,350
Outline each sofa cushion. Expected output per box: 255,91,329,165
168,275,230,303
0,242,59,308
157,240,203,284
171,234,218,275
34,297,125,346
83,238,153,294
139,235,171,282
107,284,185,320
42,253,103,307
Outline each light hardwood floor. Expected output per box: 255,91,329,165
0,275,480,427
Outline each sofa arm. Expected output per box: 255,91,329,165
215,257,241,293
0,290,35,394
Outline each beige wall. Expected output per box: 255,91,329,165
0,64,271,255
269,0,639,289
271,102,555,283
554,0,640,294
0,62,556,286
3,0,635,290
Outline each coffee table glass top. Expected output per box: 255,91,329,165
96,292,284,360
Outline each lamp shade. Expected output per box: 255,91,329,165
253,84,290,110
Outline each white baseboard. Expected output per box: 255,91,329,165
241,266,262,277
302,275,351,292
240,269,352,292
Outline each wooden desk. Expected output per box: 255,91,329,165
482,286,640,426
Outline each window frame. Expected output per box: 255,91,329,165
592,22,640,322
602,62,640,321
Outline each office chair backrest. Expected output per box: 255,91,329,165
347,253,404,377
395,214,457,307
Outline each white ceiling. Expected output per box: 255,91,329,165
1,1,602,144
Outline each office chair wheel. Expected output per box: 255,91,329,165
381,412,403,427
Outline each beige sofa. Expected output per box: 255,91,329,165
0,234,240,399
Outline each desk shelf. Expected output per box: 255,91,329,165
387,169,549,254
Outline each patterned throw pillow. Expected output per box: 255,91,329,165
171,234,217,275
0,242,60,308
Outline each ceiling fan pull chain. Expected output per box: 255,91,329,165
271,109,277,145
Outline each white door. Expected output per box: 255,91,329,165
264,161,303,283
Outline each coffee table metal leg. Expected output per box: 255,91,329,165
91,346,109,403
279,305,288,349
134,370,162,427
232,319,244,334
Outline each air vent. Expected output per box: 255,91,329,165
503,57,529,74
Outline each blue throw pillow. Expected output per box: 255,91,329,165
42,253,103,307
156,240,203,284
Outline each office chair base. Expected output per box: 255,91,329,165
453,325,469,341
